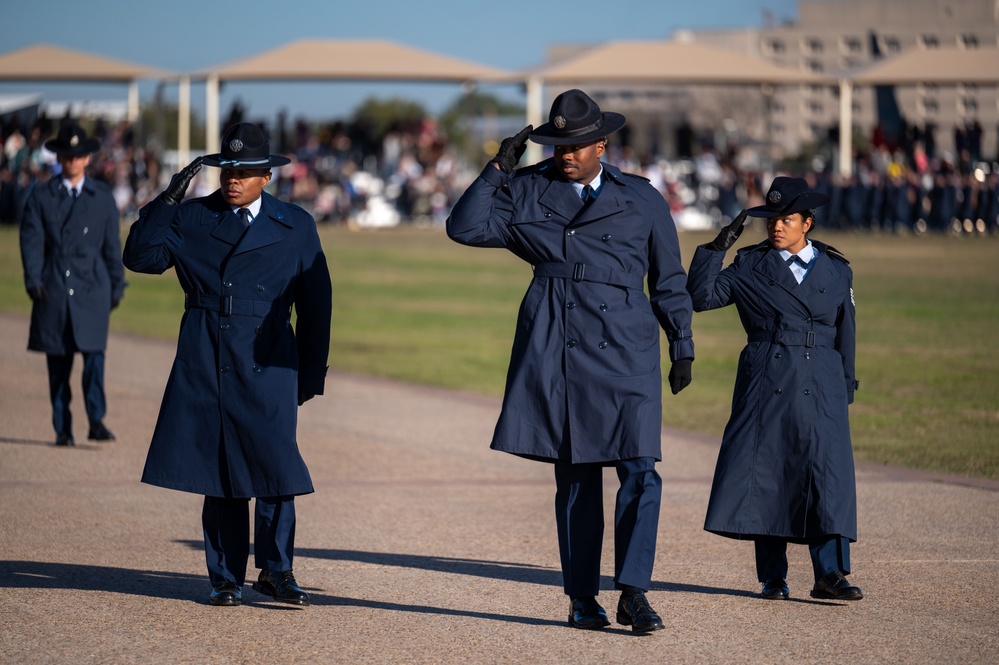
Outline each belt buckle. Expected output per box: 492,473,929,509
572,262,586,282
221,295,232,317
805,331,815,347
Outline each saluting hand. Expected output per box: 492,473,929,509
708,209,749,252
160,156,203,205
492,125,533,174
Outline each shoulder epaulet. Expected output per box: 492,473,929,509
512,161,546,177
620,171,650,183
735,240,770,255
825,244,850,264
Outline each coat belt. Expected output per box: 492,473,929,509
747,329,836,347
185,292,272,317
533,262,644,290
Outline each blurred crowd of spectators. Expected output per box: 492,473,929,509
3,112,998,237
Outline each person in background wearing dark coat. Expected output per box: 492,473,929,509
19,123,125,446
687,177,863,602
123,123,332,608
447,90,694,632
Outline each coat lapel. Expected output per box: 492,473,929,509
537,177,583,222
753,249,810,310
231,200,288,256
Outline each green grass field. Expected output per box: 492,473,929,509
2,223,996,479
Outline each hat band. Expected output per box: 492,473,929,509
218,158,271,167
553,117,604,139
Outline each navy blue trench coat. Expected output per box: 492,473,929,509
123,192,332,498
20,178,125,353
687,239,858,542
447,161,694,464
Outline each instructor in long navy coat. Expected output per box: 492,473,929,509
687,176,863,602
123,123,332,608
20,123,125,446
447,90,694,632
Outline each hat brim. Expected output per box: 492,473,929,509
745,191,830,217
44,138,101,156
202,154,290,168
529,112,626,146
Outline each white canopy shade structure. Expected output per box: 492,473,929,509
189,39,517,162
836,46,999,176
0,43,174,123
518,39,830,163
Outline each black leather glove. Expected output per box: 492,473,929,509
298,391,315,407
111,297,121,310
707,209,749,252
492,125,533,174
27,285,48,302
668,358,693,395
160,156,203,205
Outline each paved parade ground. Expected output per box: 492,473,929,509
0,311,996,664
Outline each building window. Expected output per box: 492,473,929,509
961,34,979,48
841,36,864,54
772,100,786,114
773,123,785,135
882,36,901,53
809,84,826,95
921,98,939,114
961,97,979,114
807,101,824,115
922,34,940,49
804,37,823,53
920,82,939,94
960,83,978,94
765,38,786,55
806,59,824,73
842,57,864,70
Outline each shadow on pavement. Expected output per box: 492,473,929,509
0,560,203,602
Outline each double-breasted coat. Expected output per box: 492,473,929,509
20,177,125,354
123,191,332,499
687,239,858,542
447,160,694,464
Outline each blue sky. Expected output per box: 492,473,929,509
1,0,801,122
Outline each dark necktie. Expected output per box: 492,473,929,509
786,254,804,267
71,189,78,199
581,184,594,203
238,208,250,228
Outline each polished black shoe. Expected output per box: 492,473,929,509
761,578,790,600
209,582,242,606
55,431,75,446
568,596,610,630
87,421,115,441
810,571,863,601
252,569,310,606
616,589,665,632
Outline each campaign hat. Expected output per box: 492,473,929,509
529,89,626,146
202,122,290,168
44,123,101,157
745,176,830,217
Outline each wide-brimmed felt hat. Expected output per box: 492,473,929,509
529,89,626,146
745,176,830,218
44,123,101,157
202,123,290,168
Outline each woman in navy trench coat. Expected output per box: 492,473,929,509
687,176,863,602
123,123,332,607
447,90,694,632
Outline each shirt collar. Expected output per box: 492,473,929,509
779,239,815,264
62,177,85,196
230,197,263,222
571,166,604,198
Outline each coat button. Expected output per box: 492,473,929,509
804,389,811,395
83,227,89,234
567,340,577,348
68,288,74,296
768,280,775,286
567,229,575,236
598,341,608,349
255,326,263,335
220,365,230,373
220,323,230,330
256,285,265,292
774,352,782,358
599,303,608,312
774,388,782,395
819,288,826,293
601,234,612,242
252,365,261,373
567,301,576,309
805,352,811,360
223,281,232,288
544,212,552,218
805,317,812,323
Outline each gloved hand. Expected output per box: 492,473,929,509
668,358,692,395
27,285,48,302
492,125,533,174
707,209,749,252
298,391,315,407
111,297,121,310
160,156,203,205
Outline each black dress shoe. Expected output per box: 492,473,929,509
810,571,863,601
55,431,75,446
87,421,115,441
252,569,310,605
209,582,242,606
568,596,610,630
761,578,790,600
616,589,665,632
